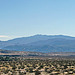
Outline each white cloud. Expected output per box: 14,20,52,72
0,35,9,38
0,35,11,41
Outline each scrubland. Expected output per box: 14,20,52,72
0,56,75,75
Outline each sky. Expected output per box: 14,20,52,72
0,0,75,41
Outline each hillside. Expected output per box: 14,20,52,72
0,35,75,53
1,49,75,57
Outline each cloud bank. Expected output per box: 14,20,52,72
0,35,9,38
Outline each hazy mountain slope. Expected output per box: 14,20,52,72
0,35,50,48
3,37,75,53
0,34,74,48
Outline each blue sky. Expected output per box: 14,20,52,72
0,0,75,41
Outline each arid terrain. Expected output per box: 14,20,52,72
0,56,75,75
0,50,75,75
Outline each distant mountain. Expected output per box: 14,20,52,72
0,34,68,48
0,34,51,48
1,34,75,53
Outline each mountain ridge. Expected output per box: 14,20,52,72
0,34,75,53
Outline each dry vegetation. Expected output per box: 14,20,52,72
0,56,75,75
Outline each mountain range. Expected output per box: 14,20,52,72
0,34,75,53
